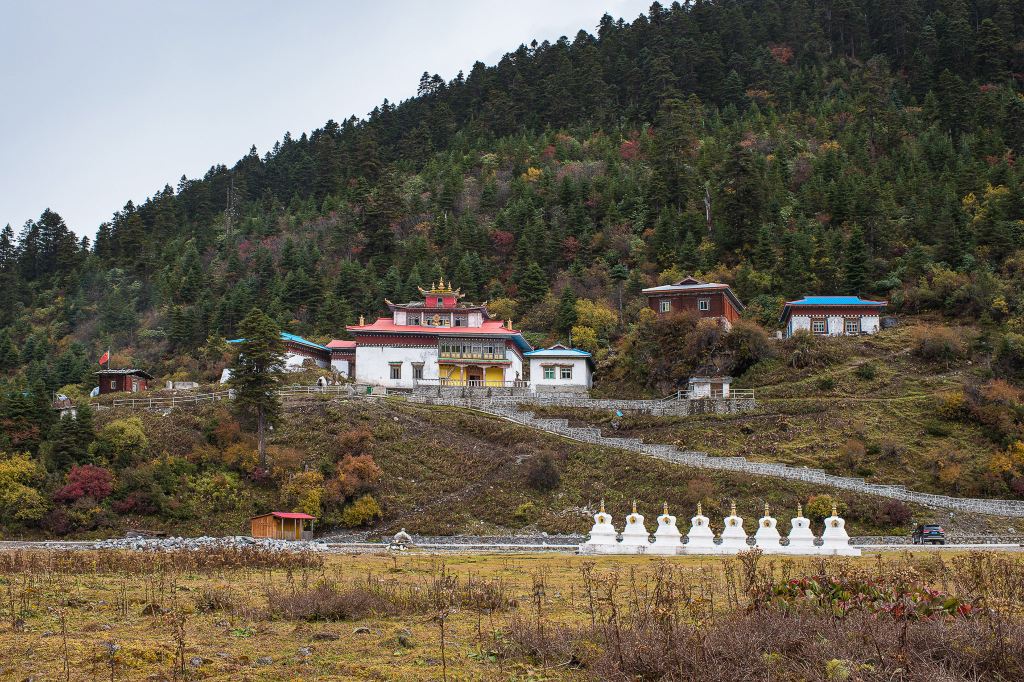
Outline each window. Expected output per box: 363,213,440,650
560,366,573,380
454,315,466,327
412,364,424,380
812,320,826,334
698,298,710,311
484,344,497,356
436,297,443,306
543,367,555,380
845,319,861,335
659,300,671,313
109,380,116,389
408,315,419,326
390,364,402,380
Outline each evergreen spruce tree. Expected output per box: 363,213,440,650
228,308,284,469
0,328,17,372
557,286,578,335
516,261,548,306
844,226,870,294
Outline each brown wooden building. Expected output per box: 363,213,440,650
95,369,154,394
250,512,316,540
641,276,744,328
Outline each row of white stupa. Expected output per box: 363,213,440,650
579,501,860,556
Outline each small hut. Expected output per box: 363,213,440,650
250,512,316,540
95,368,154,394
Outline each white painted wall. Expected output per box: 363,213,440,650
355,346,439,388
786,313,883,338
528,356,592,392
283,351,328,370
789,315,811,336
331,358,351,377
688,377,731,398
861,315,880,334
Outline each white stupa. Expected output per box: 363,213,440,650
581,499,619,553
785,503,818,554
820,502,860,556
719,500,749,553
683,502,716,554
650,502,683,554
620,500,651,550
753,503,783,553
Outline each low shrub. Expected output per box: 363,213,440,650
525,452,561,491
912,325,965,365
854,362,876,380
53,464,114,503
265,583,396,621
339,494,382,527
784,331,848,369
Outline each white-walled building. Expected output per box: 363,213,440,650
525,344,594,393
326,339,356,378
347,280,531,389
223,332,331,382
780,296,887,338
687,375,732,399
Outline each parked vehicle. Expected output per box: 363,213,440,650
912,524,946,545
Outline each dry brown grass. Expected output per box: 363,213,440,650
1,549,1023,680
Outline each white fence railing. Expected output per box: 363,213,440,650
660,388,755,402
112,390,233,409
111,384,387,409
413,378,530,389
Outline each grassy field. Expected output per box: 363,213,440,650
539,322,1013,501
81,397,945,542
2,548,1023,681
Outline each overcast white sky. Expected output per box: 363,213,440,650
0,0,651,238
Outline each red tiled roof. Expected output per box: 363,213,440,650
254,511,316,520
348,318,523,336
326,339,356,349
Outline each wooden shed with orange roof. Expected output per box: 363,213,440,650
250,511,316,540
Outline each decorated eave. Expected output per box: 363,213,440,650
779,296,888,323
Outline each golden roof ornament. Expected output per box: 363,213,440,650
696,502,702,517
832,502,838,518
358,315,365,326
632,499,638,514
764,502,770,518
730,499,737,517
797,502,803,518
599,498,605,514
663,501,669,516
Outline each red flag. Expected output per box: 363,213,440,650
98,350,109,366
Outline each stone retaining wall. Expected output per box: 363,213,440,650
406,393,756,416
419,399,1024,518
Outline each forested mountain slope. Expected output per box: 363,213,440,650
2,1,1024,533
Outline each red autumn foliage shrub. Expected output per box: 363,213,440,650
54,465,114,503
336,427,374,456
329,454,382,501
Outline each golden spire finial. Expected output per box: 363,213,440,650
797,502,803,518
358,315,365,326
730,499,737,517
431,281,436,291
764,502,770,518
632,499,638,514
696,502,702,517
439,276,445,290
599,498,605,514
831,501,838,518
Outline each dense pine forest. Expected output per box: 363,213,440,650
2,0,1024,534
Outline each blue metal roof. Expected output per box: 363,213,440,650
524,347,592,358
785,296,888,307
227,332,330,352
780,296,888,323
